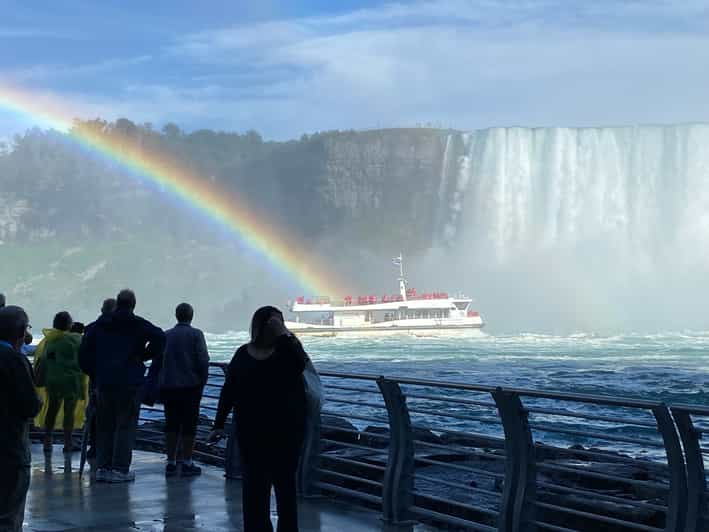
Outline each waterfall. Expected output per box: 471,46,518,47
436,125,709,269
429,124,709,332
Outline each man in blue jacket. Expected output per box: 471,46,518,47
79,289,165,483
160,302,210,477
0,305,41,531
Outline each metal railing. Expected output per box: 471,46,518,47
133,362,709,532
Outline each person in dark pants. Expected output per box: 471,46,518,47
0,306,41,532
159,302,210,477
79,289,165,483
209,306,308,532
82,298,116,464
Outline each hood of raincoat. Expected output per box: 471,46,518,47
34,328,67,363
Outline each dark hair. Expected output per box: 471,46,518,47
0,306,29,344
70,322,85,334
175,302,194,323
101,298,117,315
250,306,283,347
0,293,5,308
116,289,136,311
53,311,73,331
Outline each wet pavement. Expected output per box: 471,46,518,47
24,445,428,531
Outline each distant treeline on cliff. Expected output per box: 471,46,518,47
1,119,450,252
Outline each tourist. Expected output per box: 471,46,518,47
159,302,210,477
21,331,35,357
79,289,165,482
80,298,116,465
70,322,85,334
33,316,90,448
0,306,41,532
0,293,5,308
209,306,309,532
42,311,85,453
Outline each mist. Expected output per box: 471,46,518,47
3,122,709,334
412,125,709,334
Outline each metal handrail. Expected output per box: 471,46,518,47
132,361,709,531
321,369,665,409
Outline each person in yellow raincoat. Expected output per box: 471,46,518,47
33,320,89,445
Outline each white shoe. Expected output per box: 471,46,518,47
108,470,135,483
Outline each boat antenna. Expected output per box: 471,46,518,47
393,253,406,301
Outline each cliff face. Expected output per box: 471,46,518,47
316,129,447,250
1,127,449,249
0,125,450,330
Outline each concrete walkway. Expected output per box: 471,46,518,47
24,445,429,531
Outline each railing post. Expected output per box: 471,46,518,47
652,405,688,532
670,408,705,532
377,377,414,524
297,402,321,496
492,388,536,532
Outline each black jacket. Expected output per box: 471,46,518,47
0,343,41,466
79,309,165,389
214,335,308,449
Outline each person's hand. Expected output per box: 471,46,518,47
207,429,225,444
266,316,289,338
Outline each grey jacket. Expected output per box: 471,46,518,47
159,323,210,389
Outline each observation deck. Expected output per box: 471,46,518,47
25,445,421,531
26,362,709,531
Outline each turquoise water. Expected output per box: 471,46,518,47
205,330,709,405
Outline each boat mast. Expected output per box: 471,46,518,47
394,253,407,301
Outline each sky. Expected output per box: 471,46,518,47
1,0,709,140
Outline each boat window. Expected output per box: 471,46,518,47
454,302,468,310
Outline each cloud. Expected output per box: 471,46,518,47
5,0,709,139
156,0,709,137
5,55,153,84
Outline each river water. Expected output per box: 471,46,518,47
204,330,709,406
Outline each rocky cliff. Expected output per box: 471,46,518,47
0,124,451,330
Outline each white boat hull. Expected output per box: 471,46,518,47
285,317,484,337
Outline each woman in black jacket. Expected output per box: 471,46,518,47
209,306,308,532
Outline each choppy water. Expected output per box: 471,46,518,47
205,330,709,406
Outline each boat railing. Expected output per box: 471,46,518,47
294,292,457,307
133,362,709,532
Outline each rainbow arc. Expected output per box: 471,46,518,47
0,84,346,297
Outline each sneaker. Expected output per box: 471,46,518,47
181,463,202,477
95,468,110,482
108,470,135,483
165,463,178,477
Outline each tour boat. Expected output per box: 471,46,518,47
285,255,484,336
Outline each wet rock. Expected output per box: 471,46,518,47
439,431,505,451
359,425,389,448
320,415,359,449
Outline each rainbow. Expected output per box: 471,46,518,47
0,84,348,297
